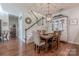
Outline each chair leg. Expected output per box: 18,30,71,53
34,44,36,51
35,45,38,52
37,46,40,53
57,38,59,49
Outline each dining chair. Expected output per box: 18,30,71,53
33,30,45,53
2,31,8,41
53,31,61,49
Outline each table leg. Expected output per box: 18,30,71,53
57,37,59,49
45,40,48,52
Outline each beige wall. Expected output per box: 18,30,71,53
22,7,79,45
59,7,79,45
22,11,45,43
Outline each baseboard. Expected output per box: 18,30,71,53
60,40,68,43
26,39,33,44
26,42,34,45
60,40,79,45
68,41,79,45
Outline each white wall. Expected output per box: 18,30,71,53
0,12,9,40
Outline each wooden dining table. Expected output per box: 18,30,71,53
40,32,54,52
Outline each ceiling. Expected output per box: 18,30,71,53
1,3,79,15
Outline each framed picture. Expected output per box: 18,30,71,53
3,22,8,26
69,18,78,25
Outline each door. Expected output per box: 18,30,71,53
0,20,1,40
9,14,19,39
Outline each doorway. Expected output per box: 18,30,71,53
9,14,19,40
0,20,2,41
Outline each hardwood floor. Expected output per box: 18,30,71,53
0,39,78,56
68,44,79,56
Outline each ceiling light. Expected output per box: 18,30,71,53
0,4,8,14
46,3,51,22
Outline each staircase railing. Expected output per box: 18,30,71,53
25,10,44,40
25,17,44,31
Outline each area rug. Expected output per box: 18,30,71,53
31,42,72,56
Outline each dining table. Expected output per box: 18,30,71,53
40,32,54,52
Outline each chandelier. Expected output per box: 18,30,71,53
46,3,51,22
